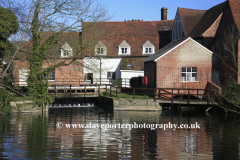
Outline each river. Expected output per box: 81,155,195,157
0,107,240,159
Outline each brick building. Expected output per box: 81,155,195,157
143,37,212,89
82,8,174,82
13,32,84,86
209,0,240,87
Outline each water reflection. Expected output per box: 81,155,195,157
0,108,240,159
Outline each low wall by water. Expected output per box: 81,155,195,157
11,101,48,113
97,96,162,111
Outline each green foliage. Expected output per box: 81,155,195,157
222,83,240,112
0,78,14,113
130,76,142,88
113,78,122,87
0,7,18,58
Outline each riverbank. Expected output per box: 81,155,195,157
10,101,48,113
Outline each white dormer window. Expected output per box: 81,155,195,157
118,40,130,55
61,43,72,58
95,41,107,55
143,40,155,55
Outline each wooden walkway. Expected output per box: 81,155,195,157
48,84,217,105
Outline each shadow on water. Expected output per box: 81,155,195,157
1,103,240,159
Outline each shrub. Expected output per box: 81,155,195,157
113,78,122,87
130,76,142,88
222,83,240,112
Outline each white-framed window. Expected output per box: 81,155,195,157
182,67,197,82
118,40,130,55
95,41,107,55
223,43,228,57
61,49,72,58
142,40,155,55
127,64,132,69
43,68,55,81
107,72,115,80
61,43,72,58
227,76,232,86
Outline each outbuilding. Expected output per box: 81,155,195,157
143,37,212,90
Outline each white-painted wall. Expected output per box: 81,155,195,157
83,57,121,84
120,70,144,87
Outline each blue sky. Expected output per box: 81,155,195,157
98,0,226,21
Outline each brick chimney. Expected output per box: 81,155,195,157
161,7,168,20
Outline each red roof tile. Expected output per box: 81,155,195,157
228,0,240,32
178,7,206,36
82,20,174,57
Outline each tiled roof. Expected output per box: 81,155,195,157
143,38,187,62
82,20,174,57
15,32,81,59
178,7,206,36
187,1,227,38
228,0,240,33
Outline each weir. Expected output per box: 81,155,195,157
49,97,97,108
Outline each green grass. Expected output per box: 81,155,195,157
102,90,152,99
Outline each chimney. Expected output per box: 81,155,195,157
161,7,168,20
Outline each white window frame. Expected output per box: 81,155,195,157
118,40,131,55
142,40,155,55
95,41,107,55
43,67,55,81
107,72,115,80
182,67,197,82
61,49,72,58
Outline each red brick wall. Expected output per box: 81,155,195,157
13,59,84,86
155,39,212,90
211,2,239,87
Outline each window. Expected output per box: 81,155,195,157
182,67,197,82
107,72,115,80
121,48,128,54
223,43,228,57
142,40,155,55
95,41,107,55
118,40,130,55
145,48,152,53
96,47,106,55
43,68,55,81
227,76,232,86
62,49,72,58
61,43,72,58
127,64,132,69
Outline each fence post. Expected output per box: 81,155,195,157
159,89,161,98
70,84,72,98
171,89,173,103
133,88,135,98
55,84,57,98
84,84,86,97
154,89,156,102
110,85,112,96
197,89,199,99
106,84,107,93
125,79,126,87
188,89,190,104
116,87,118,97
98,85,100,97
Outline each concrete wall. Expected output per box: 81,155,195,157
156,39,212,89
97,96,162,111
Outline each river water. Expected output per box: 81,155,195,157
0,107,240,160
